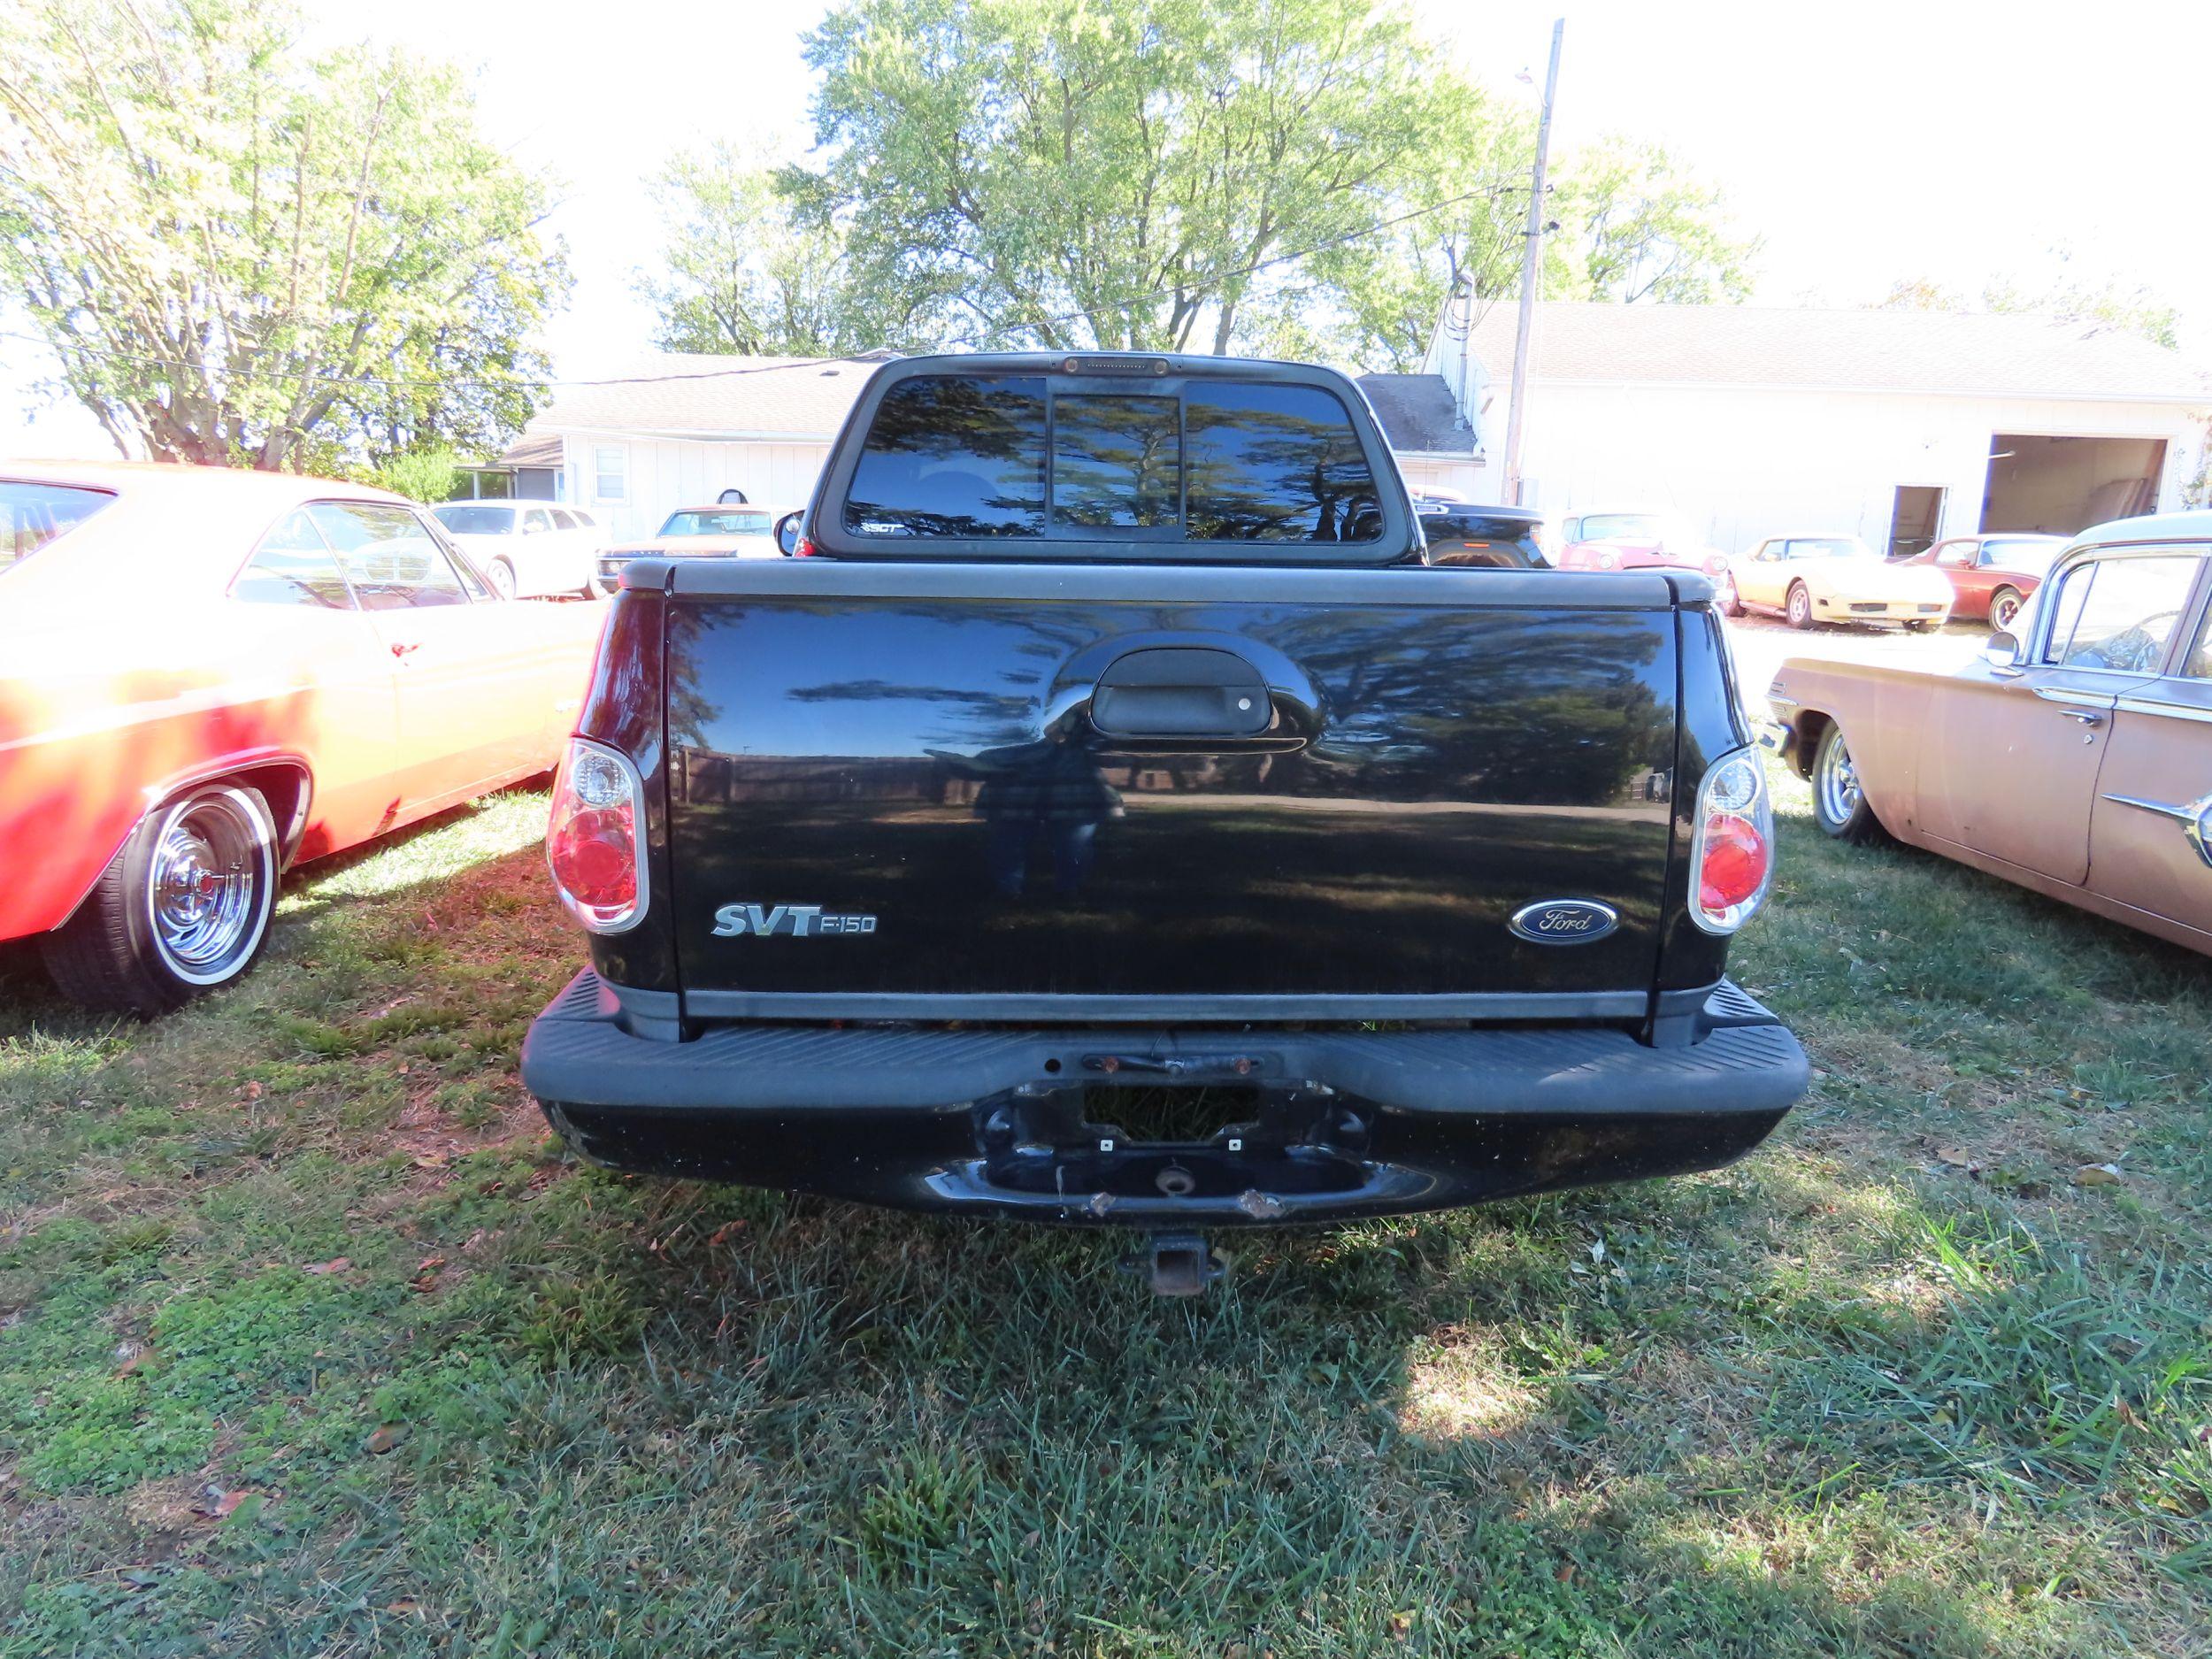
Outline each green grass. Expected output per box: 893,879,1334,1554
2,773,2208,1655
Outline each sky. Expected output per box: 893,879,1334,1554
5,0,2208,457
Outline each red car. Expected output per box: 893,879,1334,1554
1554,507,1737,607
1891,533,2068,630
1,462,603,1014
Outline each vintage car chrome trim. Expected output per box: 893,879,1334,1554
2101,791,2212,870
2032,686,2121,710
2113,696,2212,726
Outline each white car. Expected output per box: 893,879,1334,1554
595,503,787,594
1729,534,1954,631
429,502,604,600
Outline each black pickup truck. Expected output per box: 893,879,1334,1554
522,353,1805,1275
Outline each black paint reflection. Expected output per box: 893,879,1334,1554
843,375,1048,538
667,595,1678,998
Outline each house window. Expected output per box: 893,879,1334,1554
593,445,627,503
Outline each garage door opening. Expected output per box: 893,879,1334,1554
1981,434,2166,536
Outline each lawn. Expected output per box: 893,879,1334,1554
2,770,2208,1656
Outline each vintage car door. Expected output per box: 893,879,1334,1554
311,501,558,810
1734,541,1786,610
1930,538,1993,616
2085,556,2212,948
1921,548,2201,884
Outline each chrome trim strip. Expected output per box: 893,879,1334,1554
681,988,1655,1022
2032,686,2120,710
2113,697,2212,726
2101,792,2197,824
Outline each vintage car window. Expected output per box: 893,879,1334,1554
523,508,555,534
2184,615,2212,681
2040,554,2201,672
431,503,516,535
662,509,772,537
844,374,1048,538
2,480,116,573
1186,383,1379,542
550,508,577,530
1979,536,2062,572
1784,538,1868,560
1052,394,1179,529
232,509,355,610
308,502,471,611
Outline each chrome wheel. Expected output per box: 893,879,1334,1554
1816,728,1863,826
1991,588,2023,631
144,788,273,986
488,558,518,600
1787,585,1813,629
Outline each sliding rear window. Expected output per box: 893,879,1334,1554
2,480,117,575
841,374,1381,545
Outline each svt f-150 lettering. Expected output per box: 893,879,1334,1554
710,903,878,938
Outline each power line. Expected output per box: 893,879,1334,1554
2,181,1510,395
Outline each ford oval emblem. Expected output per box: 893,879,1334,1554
1509,898,1620,945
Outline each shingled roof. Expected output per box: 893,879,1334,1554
518,352,896,444
1356,373,1477,456
1465,302,2208,403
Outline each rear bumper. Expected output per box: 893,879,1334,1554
523,972,1808,1226
1814,595,1949,623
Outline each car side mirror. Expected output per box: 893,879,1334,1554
775,511,803,557
1984,628,2024,672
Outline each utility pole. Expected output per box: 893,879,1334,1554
1502,18,1563,507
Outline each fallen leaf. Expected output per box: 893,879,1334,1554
303,1257,350,1276
2071,1164,2124,1187
708,1219,747,1247
1387,1609,1415,1638
1935,1146,1976,1169
364,1425,406,1455
242,1080,263,1102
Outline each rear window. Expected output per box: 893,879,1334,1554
432,503,515,535
841,374,1380,544
3,480,116,573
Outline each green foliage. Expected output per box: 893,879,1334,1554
1879,252,2183,349
366,446,464,504
0,0,570,472
799,0,1471,354
640,142,872,357
1555,136,1759,305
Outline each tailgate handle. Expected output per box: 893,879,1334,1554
1090,648,1274,741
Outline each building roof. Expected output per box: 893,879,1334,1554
1356,373,1476,456
491,431,564,469
520,353,893,443
1465,302,2209,403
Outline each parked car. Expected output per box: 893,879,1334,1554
1768,511,2212,956
595,503,787,593
520,351,1807,1288
1410,493,1549,568
0,463,604,1014
428,500,605,600
1731,534,1954,630
1891,533,2068,631
1555,507,1735,605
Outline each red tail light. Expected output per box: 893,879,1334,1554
547,737,647,933
1690,749,1774,933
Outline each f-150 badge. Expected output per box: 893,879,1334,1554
711,902,878,937
1509,899,1618,944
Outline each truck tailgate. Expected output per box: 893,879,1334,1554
658,561,1681,1018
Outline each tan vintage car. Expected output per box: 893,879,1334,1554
1766,511,2212,956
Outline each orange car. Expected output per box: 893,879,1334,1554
1,462,604,1013
1768,511,2212,956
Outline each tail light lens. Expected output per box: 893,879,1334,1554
547,737,647,933
1689,749,1774,934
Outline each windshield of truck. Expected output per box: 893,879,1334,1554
842,373,1381,544
660,510,773,537
431,504,515,535
2,480,117,574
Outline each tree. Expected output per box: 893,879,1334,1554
0,0,568,470
1555,137,1756,305
1878,255,2181,349
799,0,1467,355
639,142,876,357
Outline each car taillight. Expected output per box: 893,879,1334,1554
547,737,646,933
1689,749,1774,933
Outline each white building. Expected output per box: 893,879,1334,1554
475,351,895,539
1414,298,2209,554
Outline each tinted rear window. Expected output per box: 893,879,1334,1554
433,504,515,535
841,374,1380,544
3,480,116,573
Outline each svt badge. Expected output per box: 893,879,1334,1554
1509,899,1618,945
711,902,877,938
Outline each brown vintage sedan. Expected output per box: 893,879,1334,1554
1768,511,2212,956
